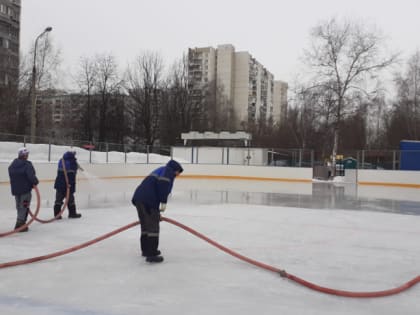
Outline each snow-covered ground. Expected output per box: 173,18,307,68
0,141,173,164
0,143,420,314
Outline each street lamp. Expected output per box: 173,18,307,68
30,26,52,143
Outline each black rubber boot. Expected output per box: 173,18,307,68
14,220,28,232
145,236,163,262
68,204,82,218
141,234,161,257
54,204,62,219
145,255,164,263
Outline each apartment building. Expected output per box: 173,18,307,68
35,91,85,139
35,91,131,142
187,46,216,109
188,44,287,129
0,0,20,87
273,80,288,124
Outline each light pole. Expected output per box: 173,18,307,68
30,26,52,143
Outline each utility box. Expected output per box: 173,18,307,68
343,157,357,169
400,140,420,170
313,166,333,180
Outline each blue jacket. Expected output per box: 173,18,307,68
54,151,78,193
132,160,183,210
8,158,39,196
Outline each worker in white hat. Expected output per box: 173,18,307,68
8,147,39,232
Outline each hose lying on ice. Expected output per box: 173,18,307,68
30,158,70,223
0,186,41,237
1,216,419,298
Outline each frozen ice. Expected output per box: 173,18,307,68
1,144,420,314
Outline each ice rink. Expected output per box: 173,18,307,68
1,175,420,315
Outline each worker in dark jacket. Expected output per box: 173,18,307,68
53,151,82,219
8,147,39,232
132,159,183,263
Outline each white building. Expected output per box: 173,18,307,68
188,44,288,128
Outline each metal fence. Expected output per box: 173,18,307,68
0,133,172,164
0,132,415,170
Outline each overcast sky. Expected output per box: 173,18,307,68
21,0,420,88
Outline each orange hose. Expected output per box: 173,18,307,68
161,217,420,298
29,188,69,223
29,158,70,223
0,221,139,268
0,186,41,237
1,216,419,298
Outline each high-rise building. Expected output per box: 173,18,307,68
0,0,20,87
187,46,217,110
188,44,287,129
273,80,288,124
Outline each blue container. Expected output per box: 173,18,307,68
400,140,420,170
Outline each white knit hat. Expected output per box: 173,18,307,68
18,147,29,157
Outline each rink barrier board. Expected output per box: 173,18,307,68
2,176,420,188
0,175,313,185
1,163,420,188
358,181,420,188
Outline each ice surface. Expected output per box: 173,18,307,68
1,143,420,314
1,176,420,315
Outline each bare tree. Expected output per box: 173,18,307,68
11,54,32,134
33,36,62,91
0,85,19,133
0,51,20,133
206,82,228,131
393,50,420,139
160,55,194,144
15,36,62,136
381,50,420,147
364,85,387,148
304,17,397,167
285,80,336,160
94,53,122,142
76,56,97,141
125,51,163,145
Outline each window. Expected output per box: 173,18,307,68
0,37,10,49
0,5,5,14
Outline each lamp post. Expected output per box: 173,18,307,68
30,26,52,143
